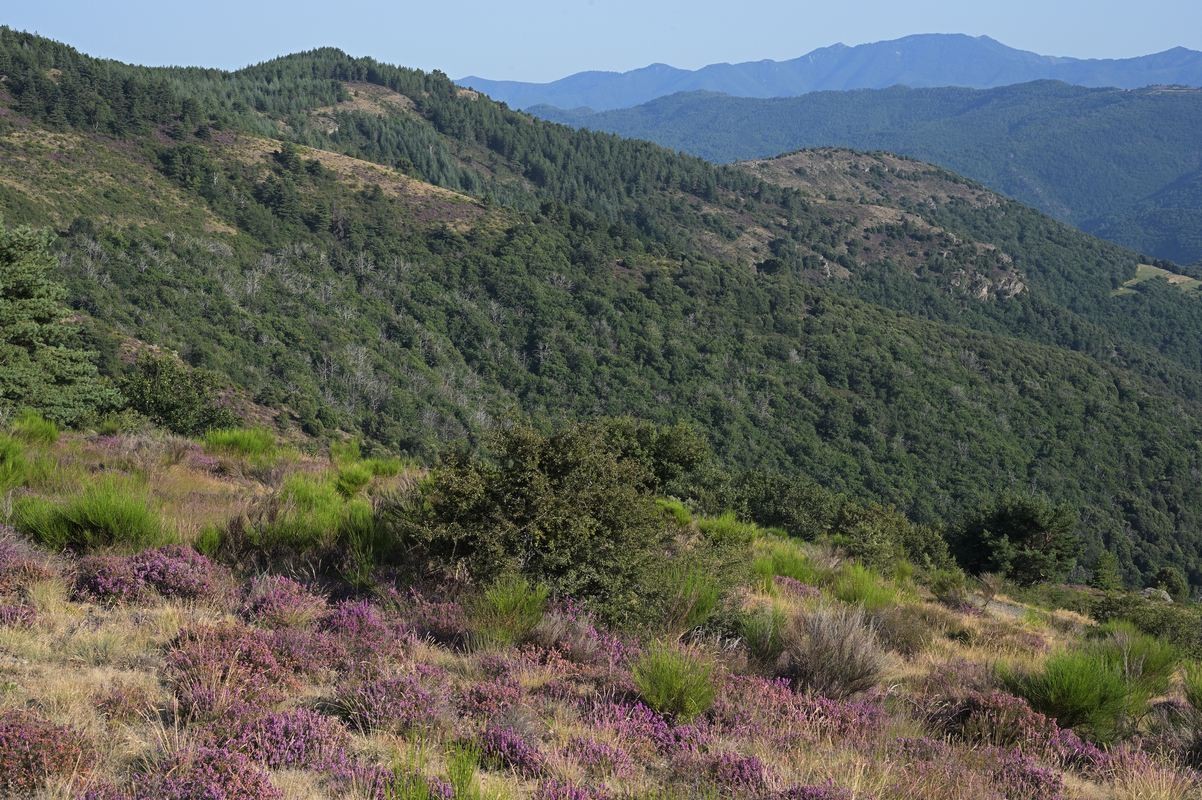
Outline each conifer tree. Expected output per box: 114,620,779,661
0,223,120,424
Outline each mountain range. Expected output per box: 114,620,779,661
5,27,1202,584
459,34,1202,111
533,82,1202,264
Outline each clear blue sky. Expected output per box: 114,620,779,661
6,0,1202,82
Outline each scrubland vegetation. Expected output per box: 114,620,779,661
3,411,1202,800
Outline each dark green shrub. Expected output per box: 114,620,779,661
632,642,717,721
951,493,1078,585
1153,566,1190,603
15,477,171,551
736,471,842,540
928,568,970,608
119,352,236,436
379,422,675,624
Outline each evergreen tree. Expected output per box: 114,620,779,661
1089,551,1124,591
952,493,1078,586
0,223,120,424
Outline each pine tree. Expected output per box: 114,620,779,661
0,223,120,424
1089,551,1123,591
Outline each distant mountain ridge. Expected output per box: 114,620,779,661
458,34,1202,111
532,81,1202,264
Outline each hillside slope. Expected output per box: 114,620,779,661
533,82,1202,264
4,29,1202,584
460,33,1202,111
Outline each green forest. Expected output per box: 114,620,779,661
533,81,1202,264
4,27,1202,591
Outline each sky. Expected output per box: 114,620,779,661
5,0,1202,82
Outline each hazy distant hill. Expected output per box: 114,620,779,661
534,81,1202,264
460,33,1202,111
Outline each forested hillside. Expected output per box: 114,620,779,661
5,28,1202,587
533,82,1202,264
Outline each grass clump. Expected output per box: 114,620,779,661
1001,648,1130,742
14,476,171,551
204,426,276,459
334,461,374,498
659,563,723,635
1184,661,1202,713
777,604,887,698
250,472,371,555
696,511,760,547
751,535,823,591
1002,623,1178,742
10,411,58,445
468,574,549,649
656,497,692,527
829,563,900,610
740,603,788,663
633,641,717,721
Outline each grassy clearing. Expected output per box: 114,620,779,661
1112,263,1202,296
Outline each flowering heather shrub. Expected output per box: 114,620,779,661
0,528,57,593
75,554,144,603
337,672,444,734
458,676,525,720
0,601,34,627
567,736,635,779
916,658,994,696
320,599,408,664
531,601,629,666
267,626,348,676
398,589,471,648
773,575,822,599
988,748,1065,800
0,710,89,796
711,675,886,745
165,624,294,719
73,546,225,604
1047,728,1111,775
776,783,853,800
153,746,283,800
710,751,770,793
921,689,1110,775
535,778,610,800
923,690,1058,750
96,682,158,723
241,574,326,628
590,700,676,752
132,545,222,600
479,724,545,776
217,708,350,770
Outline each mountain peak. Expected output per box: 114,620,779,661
459,34,1202,111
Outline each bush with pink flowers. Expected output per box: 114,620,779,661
150,746,283,800
241,574,326,628
0,710,89,797
165,624,294,719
